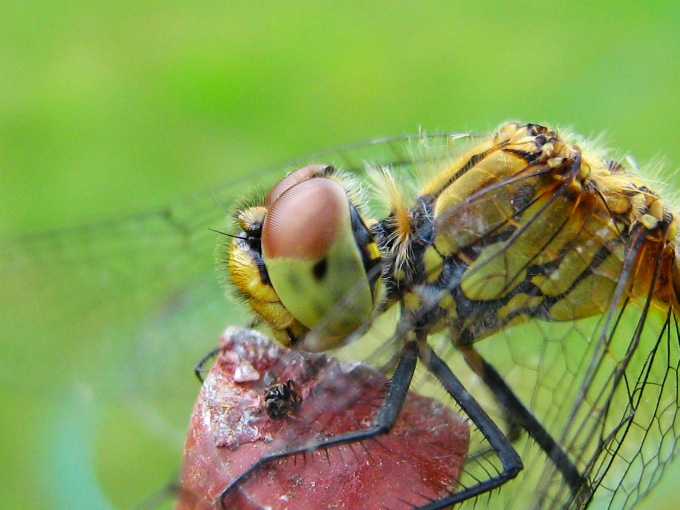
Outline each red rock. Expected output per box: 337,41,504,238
177,327,469,510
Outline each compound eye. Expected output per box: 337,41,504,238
261,175,374,351
263,177,347,263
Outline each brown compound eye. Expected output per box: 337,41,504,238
260,169,376,351
263,175,348,262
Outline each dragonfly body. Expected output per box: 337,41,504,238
227,122,680,508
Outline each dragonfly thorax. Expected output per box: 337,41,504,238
372,122,680,348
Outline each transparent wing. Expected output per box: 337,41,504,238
0,182,248,508
452,277,680,510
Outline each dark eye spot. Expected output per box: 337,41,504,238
312,258,328,280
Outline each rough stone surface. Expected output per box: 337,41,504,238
177,327,469,510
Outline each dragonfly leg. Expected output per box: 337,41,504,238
416,342,522,509
461,346,592,505
193,345,221,383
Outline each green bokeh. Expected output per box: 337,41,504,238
1,2,678,509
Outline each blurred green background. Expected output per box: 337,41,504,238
0,2,678,509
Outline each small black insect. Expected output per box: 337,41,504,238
263,371,302,419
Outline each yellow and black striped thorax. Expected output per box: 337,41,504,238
372,122,679,344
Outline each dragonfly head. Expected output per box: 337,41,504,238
227,164,383,352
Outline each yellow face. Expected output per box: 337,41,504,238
225,122,680,509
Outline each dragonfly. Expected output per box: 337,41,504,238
1,122,678,509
